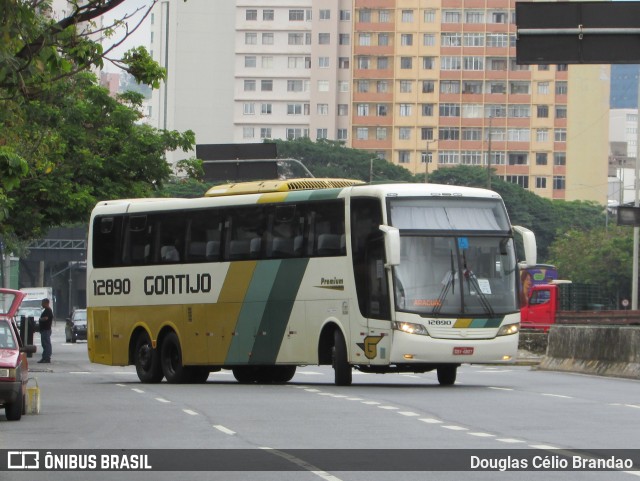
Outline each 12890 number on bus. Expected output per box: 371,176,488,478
93,278,131,296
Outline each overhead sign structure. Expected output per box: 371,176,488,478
516,1,640,64
617,206,640,227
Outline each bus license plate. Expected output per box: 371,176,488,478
453,347,474,355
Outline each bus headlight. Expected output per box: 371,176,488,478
392,321,429,336
497,323,519,336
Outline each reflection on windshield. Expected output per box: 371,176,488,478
393,236,517,316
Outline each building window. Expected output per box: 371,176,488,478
339,34,350,45
357,104,369,116
439,103,460,117
338,81,349,92
319,33,330,44
357,56,370,69
490,11,508,23
508,105,530,118
286,128,306,140
399,104,412,116
442,10,462,23
319,9,330,20
399,80,412,93
318,57,330,68
401,10,414,22
538,82,550,94
288,33,303,45
316,128,328,140
261,56,273,69
557,64,568,71
510,81,530,94
339,57,350,69
536,129,548,142
441,32,462,46
289,9,304,21
508,152,528,165
439,127,460,140
400,57,413,69
461,128,482,141
464,33,484,47
462,104,483,118
263,9,274,21
463,56,484,70
485,104,507,118
463,81,482,94
488,58,507,71
244,80,256,91
421,127,434,140
338,104,348,116
358,33,371,46
358,9,372,22
554,129,567,142
243,103,255,115
424,9,436,23
537,105,549,118
553,176,566,190
340,10,351,21
536,177,547,189
337,128,348,140
488,81,506,94
422,80,435,93
245,56,256,68
377,57,389,69
421,151,433,164
556,106,567,119
376,127,387,140
287,80,304,92
318,80,329,92
439,151,460,164
317,104,329,115
422,104,434,116
378,33,389,46
486,33,508,47
398,151,411,164
287,104,303,115
440,80,460,94
356,127,369,140
243,127,255,139
377,80,388,93
554,152,566,165
262,33,274,45
260,128,272,139
535,153,548,165
505,175,529,188
399,127,412,140
246,9,257,21
556,81,568,95
379,9,391,23
441,56,462,70
261,103,272,115
422,57,435,70
401,34,413,46
423,34,435,46
465,10,484,23
245,32,257,45
461,151,483,165
261,80,273,91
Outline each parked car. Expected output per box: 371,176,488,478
0,289,37,421
65,309,87,343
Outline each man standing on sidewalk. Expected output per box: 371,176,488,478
38,298,53,363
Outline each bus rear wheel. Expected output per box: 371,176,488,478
134,333,163,383
161,332,190,384
232,366,259,384
437,365,457,386
333,329,352,386
268,366,296,384
186,367,210,384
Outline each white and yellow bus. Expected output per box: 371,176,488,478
87,179,536,386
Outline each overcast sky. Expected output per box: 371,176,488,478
102,0,154,72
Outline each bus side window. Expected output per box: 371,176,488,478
187,210,222,263
225,206,266,261
311,201,346,257
125,215,152,265
93,216,124,268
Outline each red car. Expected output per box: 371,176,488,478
0,289,37,421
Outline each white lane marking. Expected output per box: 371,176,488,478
332,395,347,398
183,409,198,416
530,444,560,450
260,447,344,481
398,411,420,417
116,384,126,387
214,425,236,435
317,392,333,396
297,371,323,375
488,386,513,391
496,438,525,444
378,406,399,410
305,388,321,393
625,404,640,409
468,432,495,438
346,397,363,401
442,425,468,431
624,471,640,477
542,393,573,399
361,401,380,405
131,388,144,394
69,371,90,374
402,375,420,378
419,418,442,424
155,397,171,404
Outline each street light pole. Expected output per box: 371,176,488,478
487,115,493,190
425,139,436,183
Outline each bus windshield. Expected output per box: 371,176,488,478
393,235,518,316
388,197,517,316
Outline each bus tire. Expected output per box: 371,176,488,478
134,333,163,383
232,366,258,384
5,396,22,421
161,332,189,384
333,329,352,386
270,366,296,384
437,365,457,386
186,367,210,384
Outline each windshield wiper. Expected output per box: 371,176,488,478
433,250,456,314
462,251,495,317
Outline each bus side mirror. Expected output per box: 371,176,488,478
512,225,537,267
379,225,400,267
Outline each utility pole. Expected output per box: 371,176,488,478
424,139,436,183
487,115,493,190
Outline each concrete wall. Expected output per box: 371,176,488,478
539,325,640,380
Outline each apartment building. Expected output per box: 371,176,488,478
350,0,609,203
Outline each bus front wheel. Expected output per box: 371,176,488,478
332,329,352,386
437,365,457,386
134,333,163,383
161,332,190,383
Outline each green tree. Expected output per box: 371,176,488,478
548,226,633,301
270,138,416,182
3,73,194,246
